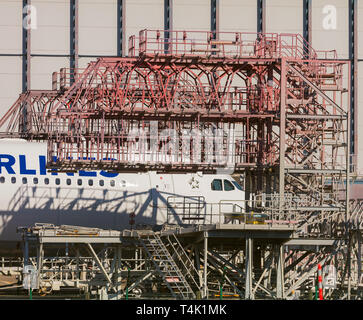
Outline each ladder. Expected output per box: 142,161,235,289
137,231,196,299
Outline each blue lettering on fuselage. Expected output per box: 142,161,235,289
39,155,47,175
79,170,97,177
100,171,118,178
19,155,36,175
0,154,119,178
0,154,16,174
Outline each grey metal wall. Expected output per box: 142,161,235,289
0,0,361,172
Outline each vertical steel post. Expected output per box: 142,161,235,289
36,242,43,289
348,118,351,217
65,242,69,281
164,0,173,53
347,232,352,300
245,170,251,201
211,0,219,37
70,0,79,81
245,236,253,299
23,233,29,267
276,244,285,299
257,0,266,34
76,245,80,286
117,0,126,56
349,0,358,162
266,170,271,197
203,232,208,299
346,74,351,236
303,0,312,57
279,58,287,215
22,0,31,92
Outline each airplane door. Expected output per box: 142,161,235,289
149,172,174,194
149,172,174,224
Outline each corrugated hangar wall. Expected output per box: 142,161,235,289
0,0,361,171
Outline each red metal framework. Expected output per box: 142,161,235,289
0,30,350,233
0,31,348,173
1,31,346,172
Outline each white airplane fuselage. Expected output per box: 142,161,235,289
0,139,245,252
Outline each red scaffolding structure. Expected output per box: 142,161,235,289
0,29,350,235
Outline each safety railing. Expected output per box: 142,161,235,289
166,196,207,224
128,29,336,61
51,67,86,91
279,33,317,60
133,30,279,58
187,192,344,226
165,197,298,226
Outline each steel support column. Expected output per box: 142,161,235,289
117,0,126,56
257,0,266,34
347,233,352,300
75,245,80,286
70,0,79,80
303,0,312,57
346,82,352,228
36,243,43,289
276,244,285,299
203,232,208,299
23,234,29,266
245,236,254,299
349,0,358,162
279,58,287,213
164,0,173,53
245,171,251,201
211,0,219,37
22,0,31,92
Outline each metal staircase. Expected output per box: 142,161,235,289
137,231,196,299
163,234,202,293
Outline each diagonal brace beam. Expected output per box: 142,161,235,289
286,62,346,115
86,243,115,292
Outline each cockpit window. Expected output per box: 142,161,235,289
211,179,223,191
232,180,243,191
224,180,235,191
